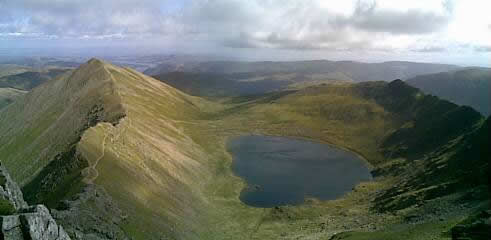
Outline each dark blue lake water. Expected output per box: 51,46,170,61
227,135,372,208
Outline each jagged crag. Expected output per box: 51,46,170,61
0,59,488,239
0,59,129,239
0,162,70,239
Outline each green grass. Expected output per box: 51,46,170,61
0,60,486,240
0,198,16,215
0,87,26,110
207,84,396,165
330,217,462,240
163,84,402,239
0,64,31,78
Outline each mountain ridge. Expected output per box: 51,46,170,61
1,58,216,239
0,58,488,239
145,59,460,82
406,67,491,116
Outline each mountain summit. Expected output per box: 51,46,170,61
0,59,210,239
0,59,488,240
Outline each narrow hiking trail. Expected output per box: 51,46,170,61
85,132,108,184
86,118,130,184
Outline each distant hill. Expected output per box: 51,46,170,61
0,56,81,69
1,59,487,240
145,60,460,82
0,87,26,109
154,71,353,97
0,68,70,90
406,68,491,116
0,64,33,78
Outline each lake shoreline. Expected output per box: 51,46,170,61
227,134,373,208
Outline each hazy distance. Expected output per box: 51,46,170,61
0,0,490,67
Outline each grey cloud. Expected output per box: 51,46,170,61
224,31,372,51
344,1,451,34
223,32,262,49
474,45,491,52
263,33,325,50
187,0,452,50
0,0,454,52
413,46,447,53
0,0,168,38
183,0,257,24
331,1,452,35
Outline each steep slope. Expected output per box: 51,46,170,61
330,116,490,240
146,60,459,82
1,59,487,240
189,80,488,239
0,59,212,239
406,68,491,116
0,87,26,109
68,60,212,239
0,59,125,186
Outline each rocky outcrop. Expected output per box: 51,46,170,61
1,205,70,240
51,185,129,240
0,162,70,240
0,164,28,211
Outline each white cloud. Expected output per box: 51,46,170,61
0,0,489,64
446,0,491,48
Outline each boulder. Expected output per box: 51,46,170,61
19,205,70,240
1,215,24,239
0,161,71,240
0,205,71,240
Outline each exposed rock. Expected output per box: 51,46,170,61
1,205,70,240
1,215,23,239
20,205,70,240
51,185,129,240
0,163,28,211
0,161,71,240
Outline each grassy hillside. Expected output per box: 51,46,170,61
154,71,352,97
0,68,70,90
0,60,487,239
0,64,32,78
330,116,490,240
75,62,217,239
406,68,491,116
0,59,217,239
206,81,488,239
186,80,487,239
0,87,27,109
0,56,81,69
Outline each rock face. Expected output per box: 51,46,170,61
0,162,70,240
1,205,70,240
51,185,129,240
0,163,28,211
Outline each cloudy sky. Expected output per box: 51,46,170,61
0,0,490,66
